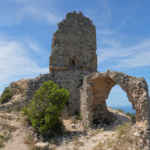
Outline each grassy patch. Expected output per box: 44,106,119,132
24,134,36,150
115,108,124,113
126,112,136,123
0,135,5,148
73,136,84,147
93,122,140,150
0,123,17,148
0,87,13,104
116,122,131,138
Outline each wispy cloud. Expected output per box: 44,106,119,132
98,35,150,69
0,36,48,87
116,50,150,68
0,0,61,26
97,29,114,36
22,6,62,25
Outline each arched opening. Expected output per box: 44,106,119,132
106,85,135,114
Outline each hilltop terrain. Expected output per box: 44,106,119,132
0,107,138,150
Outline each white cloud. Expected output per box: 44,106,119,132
0,0,61,26
0,36,48,86
97,29,114,36
116,51,150,68
22,6,62,25
98,34,150,69
26,40,42,53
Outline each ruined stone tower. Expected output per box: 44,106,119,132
49,11,97,115
49,11,97,73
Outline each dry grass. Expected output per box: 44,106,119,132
24,134,36,150
73,137,84,147
93,122,141,150
0,123,17,148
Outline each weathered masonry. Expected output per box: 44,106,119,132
49,11,97,73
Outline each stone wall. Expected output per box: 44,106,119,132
51,70,90,115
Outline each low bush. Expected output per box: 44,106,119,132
0,87,13,104
23,80,69,138
126,112,136,123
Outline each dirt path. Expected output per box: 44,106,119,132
3,130,29,150
0,112,29,150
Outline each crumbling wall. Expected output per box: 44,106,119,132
0,74,54,111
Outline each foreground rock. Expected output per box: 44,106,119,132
35,142,49,150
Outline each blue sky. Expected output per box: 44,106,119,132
0,0,150,111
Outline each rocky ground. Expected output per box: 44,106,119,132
0,112,29,150
0,108,137,150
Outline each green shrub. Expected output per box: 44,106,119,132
23,80,70,137
126,112,136,123
116,108,124,113
0,87,13,104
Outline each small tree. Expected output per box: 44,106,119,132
0,87,13,104
23,80,69,137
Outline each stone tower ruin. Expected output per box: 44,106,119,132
49,11,97,73
49,11,97,115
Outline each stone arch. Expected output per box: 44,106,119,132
80,71,150,128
